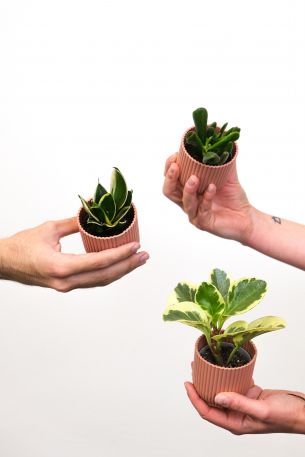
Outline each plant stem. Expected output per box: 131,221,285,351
227,346,239,366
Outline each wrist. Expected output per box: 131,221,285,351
240,206,265,248
0,237,12,280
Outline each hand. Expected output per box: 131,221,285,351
163,154,254,243
0,218,149,292
185,382,305,435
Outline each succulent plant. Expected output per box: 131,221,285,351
79,168,133,236
163,268,285,367
185,107,240,165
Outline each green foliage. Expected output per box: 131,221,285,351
185,107,240,165
79,168,133,236
163,268,285,367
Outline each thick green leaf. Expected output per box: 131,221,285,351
79,195,100,222
174,282,197,303
98,193,116,222
110,167,128,210
225,278,267,317
210,269,230,302
163,301,211,339
195,282,225,325
93,181,107,204
124,190,133,208
90,204,107,223
113,205,132,224
193,107,208,144
212,320,248,343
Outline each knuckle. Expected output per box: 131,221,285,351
51,279,72,293
43,220,57,232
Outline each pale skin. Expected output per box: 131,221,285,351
163,154,305,270
163,153,305,434
0,217,149,292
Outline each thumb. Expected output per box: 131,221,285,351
54,217,79,238
214,392,269,421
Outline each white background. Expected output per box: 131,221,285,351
0,0,305,455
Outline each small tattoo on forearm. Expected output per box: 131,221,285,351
272,216,282,224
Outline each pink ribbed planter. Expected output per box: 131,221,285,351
192,335,257,407
77,203,140,253
177,127,238,194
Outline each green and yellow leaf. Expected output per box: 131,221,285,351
225,278,267,317
195,282,225,324
110,167,128,210
163,301,211,338
210,268,230,302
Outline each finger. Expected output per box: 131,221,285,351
164,154,177,176
55,242,141,276
214,392,269,421
162,162,181,203
54,217,79,237
57,251,149,291
246,385,263,400
184,382,232,430
197,184,217,214
182,176,200,220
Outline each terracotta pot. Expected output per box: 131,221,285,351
77,203,140,253
177,127,238,194
192,335,257,407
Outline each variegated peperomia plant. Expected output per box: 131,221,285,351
163,269,285,367
79,168,133,236
185,107,240,165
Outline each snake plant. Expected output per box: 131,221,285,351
79,168,133,236
163,268,285,367
185,107,240,165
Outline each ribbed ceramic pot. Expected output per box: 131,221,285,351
177,127,238,194
77,203,140,253
192,335,257,407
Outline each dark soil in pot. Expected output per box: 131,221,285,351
200,342,251,368
79,205,135,238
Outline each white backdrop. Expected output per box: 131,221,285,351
0,1,305,455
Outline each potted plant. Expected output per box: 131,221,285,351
163,268,285,406
177,107,240,193
77,167,140,252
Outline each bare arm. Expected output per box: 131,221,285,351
163,154,305,270
0,217,149,292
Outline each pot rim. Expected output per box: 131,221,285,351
195,334,257,371
181,126,239,170
77,202,138,241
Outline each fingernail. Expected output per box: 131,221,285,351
207,184,214,192
187,176,196,187
131,242,141,253
138,252,149,265
168,164,175,178
215,394,229,407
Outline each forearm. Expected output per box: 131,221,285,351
244,208,305,270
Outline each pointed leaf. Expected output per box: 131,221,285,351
98,193,116,222
93,181,107,204
110,167,128,210
210,269,230,302
195,282,225,324
225,278,267,317
113,205,132,224
90,204,106,223
79,195,100,222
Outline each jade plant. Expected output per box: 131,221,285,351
79,168,133,236
185,107,240,165
163,268,285,367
